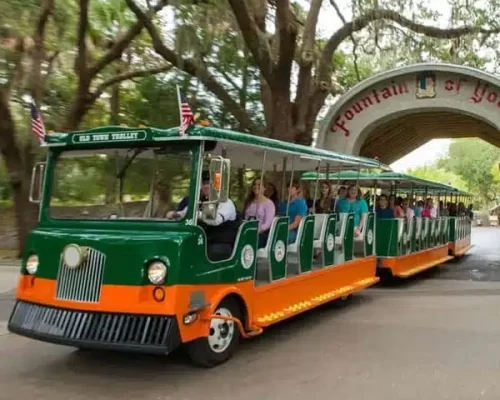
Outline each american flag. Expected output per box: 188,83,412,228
30,101,46,144
176,85,195,136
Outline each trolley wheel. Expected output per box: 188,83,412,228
187,298,241,368
332,294,353,308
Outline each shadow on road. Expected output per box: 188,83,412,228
23,293,374,383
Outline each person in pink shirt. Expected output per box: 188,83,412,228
243,178,276,248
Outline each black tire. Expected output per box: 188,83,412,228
186,297,242,368
331,294,353,308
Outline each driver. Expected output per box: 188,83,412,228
166,171,210,220
197,171,239,261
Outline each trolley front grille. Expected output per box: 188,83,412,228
8,301,180,354
55,248,105,303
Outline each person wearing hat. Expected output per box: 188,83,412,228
197,171,239,261
165,171,239,261
166,171,210,220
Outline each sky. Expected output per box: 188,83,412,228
390,139,451,171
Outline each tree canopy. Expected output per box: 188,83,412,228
3,0,500,250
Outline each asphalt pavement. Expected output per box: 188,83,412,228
0,227,499,400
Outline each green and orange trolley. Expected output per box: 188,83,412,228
8,124,390,367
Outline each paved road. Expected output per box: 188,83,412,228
0,227,499,399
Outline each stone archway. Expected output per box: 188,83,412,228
316,63,500,164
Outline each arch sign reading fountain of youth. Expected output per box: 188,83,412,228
316,64,500,161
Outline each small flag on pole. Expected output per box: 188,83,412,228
176,85,195,136
30,101,46,144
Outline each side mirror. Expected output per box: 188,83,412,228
29,162,46,204
208,157,230,202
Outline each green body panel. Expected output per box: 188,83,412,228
343,214,355,262
400,219,408,255
442,218,449,244
409,218,417,253
269,217,289,281
298,215,315,273
322,214,337,266
448,217,456,242
364,213,375,256
25,220,260,286
421,219,429,250
375,219,399,257
429,219,436,248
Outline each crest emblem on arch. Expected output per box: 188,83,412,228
416,72,437,99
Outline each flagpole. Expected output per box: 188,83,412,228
176,85,183,135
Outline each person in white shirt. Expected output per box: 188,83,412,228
427,198,438,218
196,171,239,261
403,198,415,220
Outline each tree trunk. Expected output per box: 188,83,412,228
0,91,38,254
269,89,294,142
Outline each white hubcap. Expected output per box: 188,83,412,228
208,307,234,353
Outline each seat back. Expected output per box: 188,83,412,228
314,214,328,240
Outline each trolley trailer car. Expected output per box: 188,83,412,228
301,171,472,279
8,124,389,367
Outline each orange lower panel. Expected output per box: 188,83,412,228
252,257,378,327
14,258,378,342
15,276,255,343
449,238,473,256
381,246,453,278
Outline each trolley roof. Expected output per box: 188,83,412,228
43,125,390,172
301,170,471,195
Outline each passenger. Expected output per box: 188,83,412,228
196,171,240,262
336,184,368,238
279,180,308,243
402,198,414,220
448,202,457,217
334,186,347,212
394,196,405,217
302,187,314,212
426,198,438,218
243,178,276,249
467,204,474,220
422,198,433,218
414,200,424,217
265,182,279,209
375,194,394,219
388,194,403,217
314,180,335,213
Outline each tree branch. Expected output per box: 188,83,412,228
91,65,173,100
87,0,168,79
330,0,360,81
75,0,90,82
126,0,262,134
30,0,55,104
294,0,323,137
317,8,500,86
215,69,242,94
226,0,274,84
273,0,297,89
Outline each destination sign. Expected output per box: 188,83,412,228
71,130,148,144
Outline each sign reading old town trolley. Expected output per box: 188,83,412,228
72,130,148,144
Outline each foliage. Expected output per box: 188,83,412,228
406,164,467,192
406,139,500,209
437,139,500,208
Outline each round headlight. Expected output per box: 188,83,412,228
26,254,39,275
148,261,167,285
63,244,82,269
